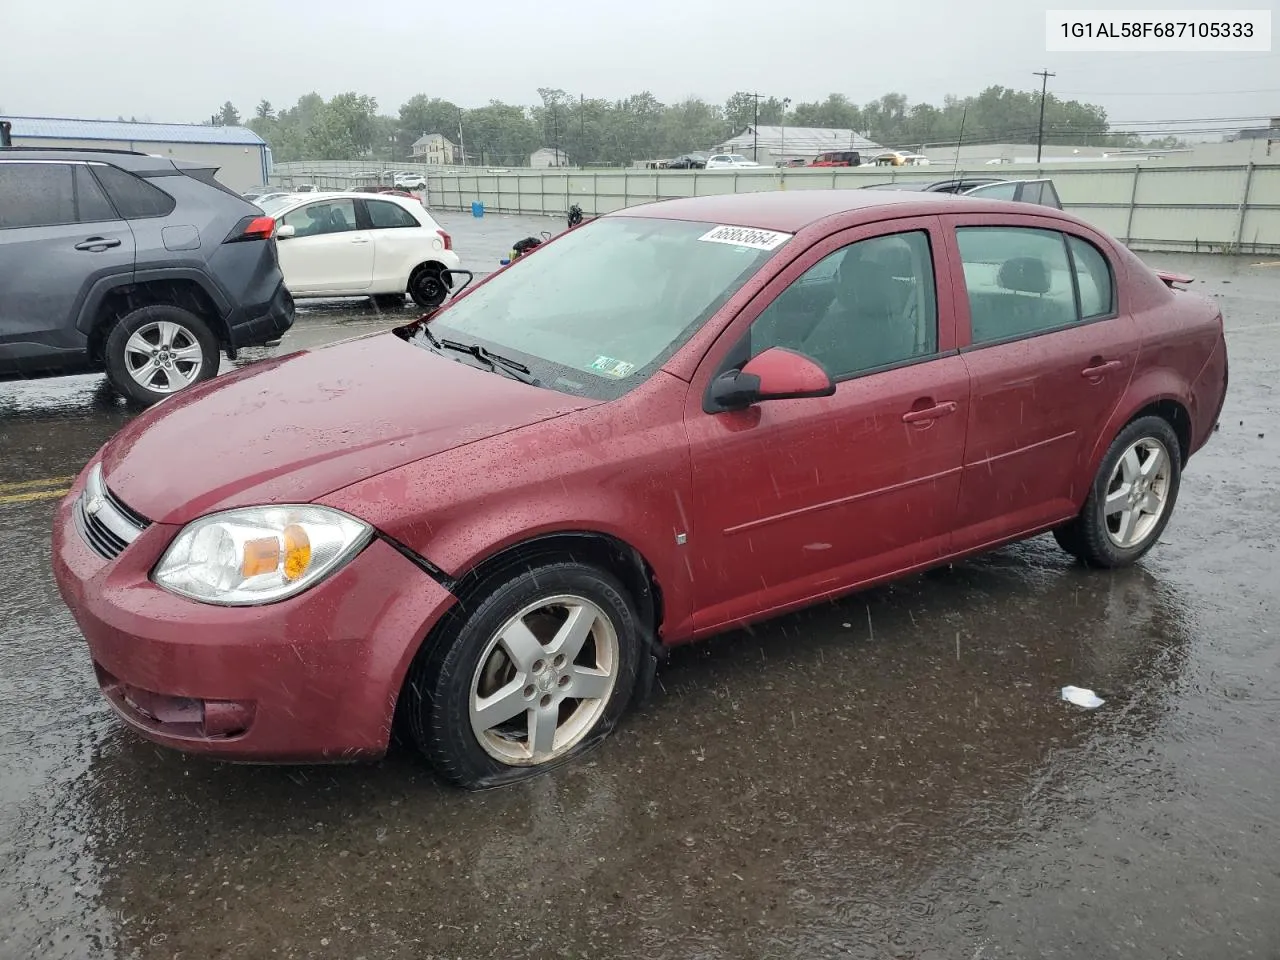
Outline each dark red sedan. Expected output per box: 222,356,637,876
52,190,1228,788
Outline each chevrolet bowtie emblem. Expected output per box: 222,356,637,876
85,496,105,517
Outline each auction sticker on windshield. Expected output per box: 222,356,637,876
697,225,793,251
589,356,637,378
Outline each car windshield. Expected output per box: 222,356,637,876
256,195,296,215
729,155,750,163
419,216,788,400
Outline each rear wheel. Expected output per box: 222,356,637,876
1071,416,1182,568
402,562,641,789
103,305,219,407
408,263,449,309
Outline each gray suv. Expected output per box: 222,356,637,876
0,148,295,405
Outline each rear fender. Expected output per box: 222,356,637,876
1084,368,1193,484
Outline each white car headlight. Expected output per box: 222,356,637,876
153,506,373,605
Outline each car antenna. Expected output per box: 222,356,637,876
951,105,967,180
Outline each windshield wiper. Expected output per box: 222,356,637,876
439,338,538,385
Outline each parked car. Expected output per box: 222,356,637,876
666,154,707,170
872,151,930,166
268,191,460,308
777,158,808,168
705,154,761,169
0,147,294,406
51,189,1227,788
394,174,427,190
348,185,419,200
811,150,862,167
861,177,1063,209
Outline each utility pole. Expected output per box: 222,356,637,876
552,106,560,166
1034,69,1056,163
457,108,466,167
580,93,586,164
752,92,760,162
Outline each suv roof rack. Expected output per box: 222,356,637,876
0,144,151,157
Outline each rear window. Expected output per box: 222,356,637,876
365,199,419,229
90,164,176,218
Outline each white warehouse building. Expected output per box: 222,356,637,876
1,116,271,191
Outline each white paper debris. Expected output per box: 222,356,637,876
1061,686,1105,709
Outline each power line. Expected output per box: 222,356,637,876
1058,87,1280,96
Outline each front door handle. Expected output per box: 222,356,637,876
350,236,370,244
1082,358,1124,379
902,400,958,424
75,237,122,251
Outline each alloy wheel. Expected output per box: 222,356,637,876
1103,437,1173,548
123,320,205,393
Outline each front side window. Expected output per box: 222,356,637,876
365,199,419,229
746,230,939,378
956,226,1077,344
282,199,358,237
422,216,786,400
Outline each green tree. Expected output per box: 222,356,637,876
215,101,241,126
255,100,275,121
398,94,463,158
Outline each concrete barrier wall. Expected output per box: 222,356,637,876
418,162,1280,254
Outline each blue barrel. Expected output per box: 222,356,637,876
471,201,484,218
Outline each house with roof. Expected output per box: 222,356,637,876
713,126,884,166
0,116,271,190
411,132,460,165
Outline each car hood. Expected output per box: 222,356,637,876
100,334,599,525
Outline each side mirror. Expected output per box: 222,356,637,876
275,224,295,239
709,347,835,410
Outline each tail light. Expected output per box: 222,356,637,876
223,215,277,243
438,230,452,251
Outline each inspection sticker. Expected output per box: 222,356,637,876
589,355,636,378
697,225,793,251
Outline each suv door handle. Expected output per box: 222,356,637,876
1081,359,1123,378
75,237,122,251
902,400,958,424
350,236,370,244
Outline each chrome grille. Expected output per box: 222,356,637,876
75,464,149,560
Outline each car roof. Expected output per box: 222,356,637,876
615,189,1018,232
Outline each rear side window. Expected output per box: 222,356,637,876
90,164,176,218
956,227,1077,344
0,162,77,228
966,181,1019,202
75,166,117,222
1068,235,1115,318
365,199,419,229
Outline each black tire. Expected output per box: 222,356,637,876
1073,416,1182,569
408,263,449,309
403,562,642,789
1051,520,1084,559
103,304,219,407
372,293,406,310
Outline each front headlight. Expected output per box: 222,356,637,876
152,505,373,605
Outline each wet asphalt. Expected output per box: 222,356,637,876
1,210,1278,960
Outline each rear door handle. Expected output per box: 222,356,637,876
74,237,122,251
902,401,958,423
1081,359,1124,378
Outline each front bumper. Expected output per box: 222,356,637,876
51,468,456,761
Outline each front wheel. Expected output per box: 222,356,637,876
1071,416,1182,568
103,305,219,406
402,562,642,788
408,263,449,309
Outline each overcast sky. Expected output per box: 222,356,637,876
4,0,1276,136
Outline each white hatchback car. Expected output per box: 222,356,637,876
269,192,461,308
704,154,761,169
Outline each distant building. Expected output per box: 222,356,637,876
1228,117,1280,141
411,132,460,165
530,147,570,168
1,115,270,190
713,126,883,166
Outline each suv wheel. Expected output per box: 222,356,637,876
104,305,219,406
